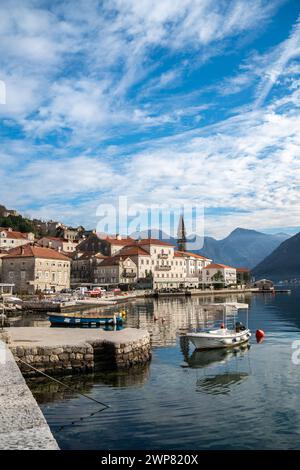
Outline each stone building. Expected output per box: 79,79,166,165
71,252,107,286
1,245,71,294
38,236,78,254
76,232,136,256
174,251,212,282
0,228,34,251
96,239,211,289
95,254,138,286
56,226,85,242
0,249,7,281
201,263,237,286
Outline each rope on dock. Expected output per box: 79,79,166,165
15,357,110,409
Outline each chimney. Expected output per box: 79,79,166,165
116,234,122,240
21,245,24,255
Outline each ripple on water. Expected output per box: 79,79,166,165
27,288,300,450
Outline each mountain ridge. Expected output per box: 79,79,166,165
252,232,300,281
130,227,290,268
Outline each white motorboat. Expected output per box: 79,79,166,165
187,327,251,350
186,302,251,350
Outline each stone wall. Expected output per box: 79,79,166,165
11,344,94,377
9,331,152,377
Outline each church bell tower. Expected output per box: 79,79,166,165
177,214,187,252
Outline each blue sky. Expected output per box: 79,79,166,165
0,0,300,239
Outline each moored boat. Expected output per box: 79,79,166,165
186,328,251,350
48,312,124,327
185,302,251,350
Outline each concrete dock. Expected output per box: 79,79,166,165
0,340,59,450
6,327,151,376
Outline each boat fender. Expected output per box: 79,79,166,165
256,329,265,342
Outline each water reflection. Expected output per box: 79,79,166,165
27,363,150,405
126,294,252,347
180,337,251,395
11,293,252,348
24,288,300,450
196,372,249,396
181,341,250,369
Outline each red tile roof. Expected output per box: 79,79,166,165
104,236,136,245
40,236,67,241
95,253,108,259
72,252,108,260
137,238,175,247
236,267,250,272
40,236,78,243
205,263,235,270
118,246,150,256
174,250,211,260
98,256,122,267
3,244,71,261
0,228,30,240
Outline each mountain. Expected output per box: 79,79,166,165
130,227,289,269
197,228,290,269
252,232,300,281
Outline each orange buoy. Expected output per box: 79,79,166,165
256,329,265,343
220,323,225,329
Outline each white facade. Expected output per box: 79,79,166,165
39,236,78,253
94,256,138,285
201,263,237,286
94,240,213,289
0,228,34,251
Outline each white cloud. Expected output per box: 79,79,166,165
0,0,281,132
1,0,299,238
2,87,300,237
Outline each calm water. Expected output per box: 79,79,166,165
26,288,300,450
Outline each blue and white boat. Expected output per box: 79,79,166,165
48,312,124,327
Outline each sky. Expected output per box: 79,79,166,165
0,0,300,239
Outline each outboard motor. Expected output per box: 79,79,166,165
235,321,246,332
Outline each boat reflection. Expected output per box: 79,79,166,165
196,371,249,395
180,335,251,368
180,339,251,395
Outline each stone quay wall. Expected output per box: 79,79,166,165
5,327,151,377
10,344,94,377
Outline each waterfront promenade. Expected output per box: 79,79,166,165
0,340,58,450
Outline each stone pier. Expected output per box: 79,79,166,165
5,327,151,377
0,340,58,450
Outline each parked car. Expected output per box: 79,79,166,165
43,288,54,294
